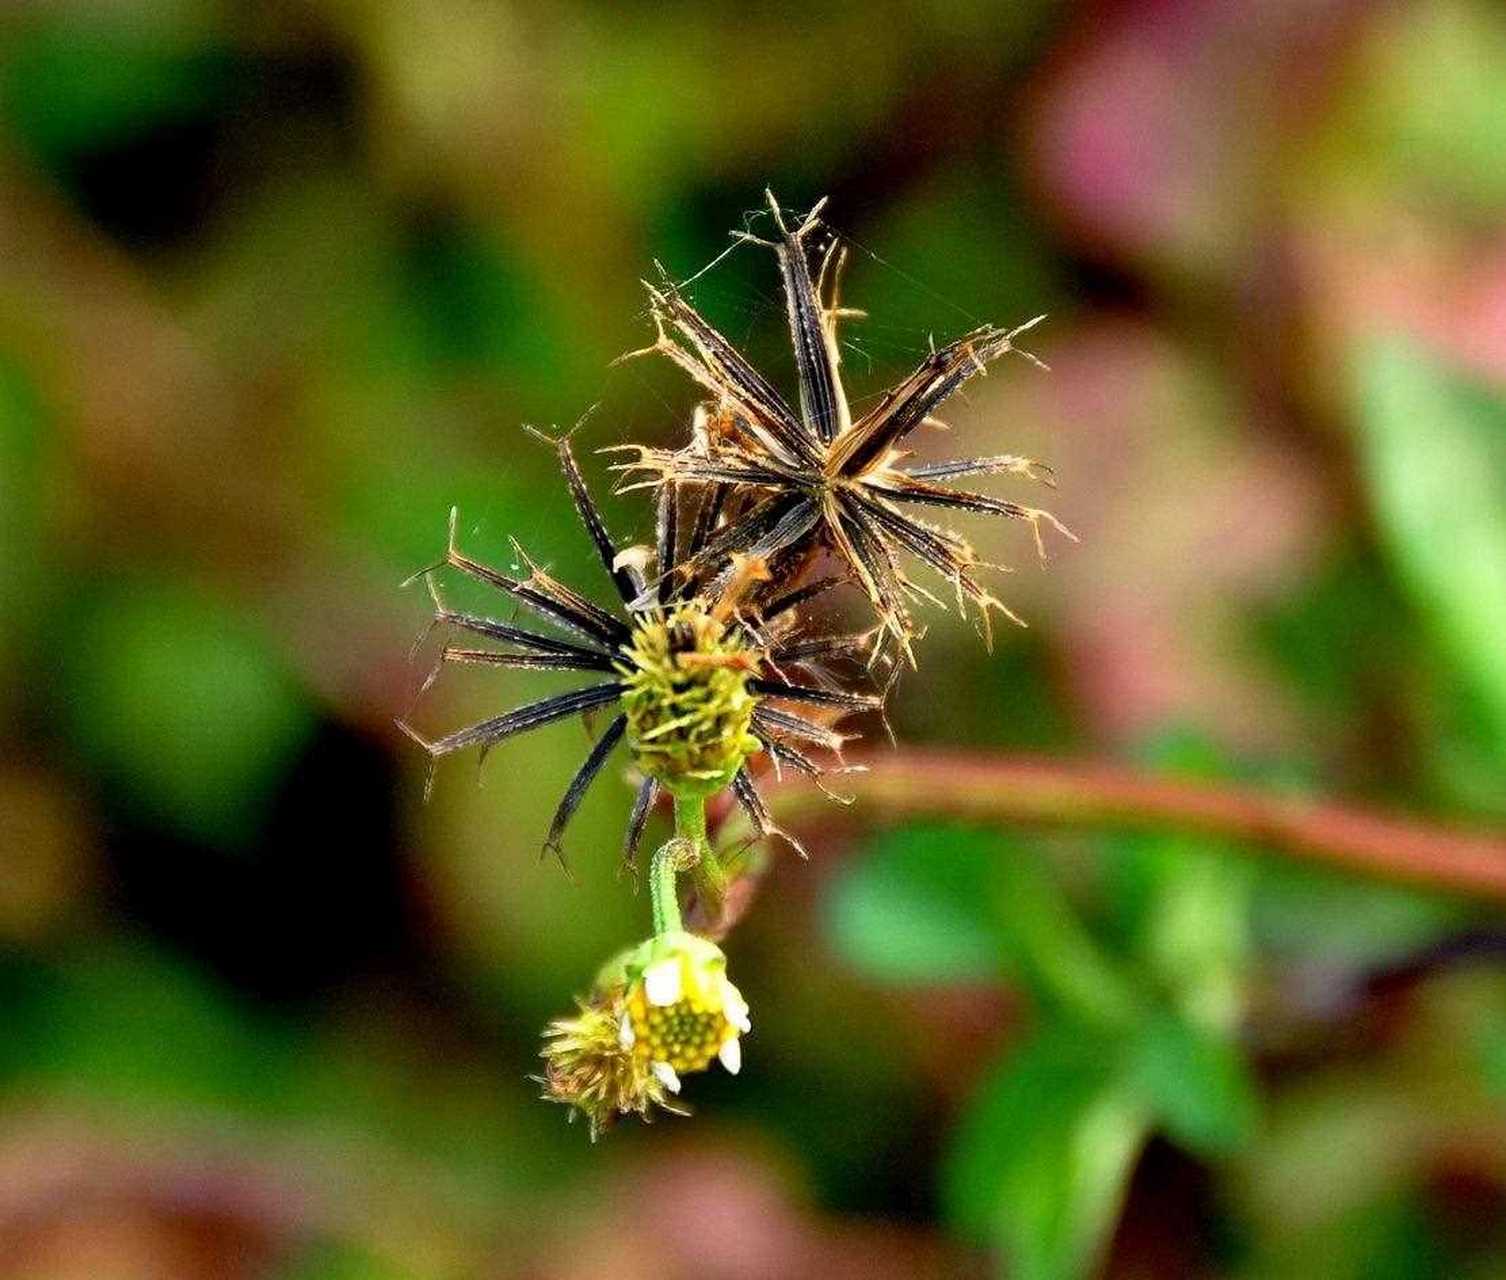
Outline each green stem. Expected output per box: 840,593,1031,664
673,791,709,852
649,835,683,937
651,792,734,936
683,794,730,914
649,793,711,936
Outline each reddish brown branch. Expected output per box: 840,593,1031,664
714,749,1506,905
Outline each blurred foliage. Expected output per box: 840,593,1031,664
831,739,1265,1279
0,356,48,677
2,0,1506,1276
1353,338,1506,806
57,578,316,849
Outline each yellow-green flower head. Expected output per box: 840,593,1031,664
617,930,751,1089
617,604,763,796
538,931,749,1138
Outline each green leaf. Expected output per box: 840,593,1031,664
1242,1192,1452,1280
828,824,1145,1027
2,23,234,163
1132,1011,1258,1157
1114,831,1251,1030
1356,1,1506,211
825,825,1001,984
1254,547,1405,716
0,357,49,656
1108,736,1254,1031
10,945,295,1108
991,838,1143,1030
943,1024,1149,1280
276,1241,415,1280
1251,863,1461,969
1479,1022,1506,1101
1352,338,1506,751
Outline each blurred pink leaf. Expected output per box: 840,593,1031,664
948,317,1328,748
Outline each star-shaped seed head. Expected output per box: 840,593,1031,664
613,190,1074,661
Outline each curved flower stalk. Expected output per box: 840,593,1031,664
613,190,1074,659
398,432,880,868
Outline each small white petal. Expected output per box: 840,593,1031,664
717,1037,742,1075
618,1012,635,1049
651,1061,682,1093
723,988,751,1034
613,544,653,576
643,960,683,1007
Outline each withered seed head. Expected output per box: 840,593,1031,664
400,431,879,869
614,190,1073,661
538,995,688,1141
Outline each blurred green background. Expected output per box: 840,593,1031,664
3,0,1506,1276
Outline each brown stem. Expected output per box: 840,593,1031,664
712,749,1506,906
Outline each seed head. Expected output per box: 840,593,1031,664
538,995,688,1141
617,604,763,796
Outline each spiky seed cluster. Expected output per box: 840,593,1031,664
614,189,1072,661
398,427,877,868
617,604,762,794
401,195,1060,860
539,996,687,1141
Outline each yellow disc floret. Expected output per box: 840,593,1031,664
617,604,763,795
624,969,729,1074
618,930,750,1091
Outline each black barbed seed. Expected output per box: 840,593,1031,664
613,192,1072,663
401,429,880,867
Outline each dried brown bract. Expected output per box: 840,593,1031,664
398,432,879,868
613,190,1073,660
